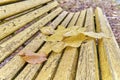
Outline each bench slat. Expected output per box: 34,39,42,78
95,7,120,80
0,0,19,5
51,13,79,80
0,0,51,20
50,11,68,29
0,7,63,62
0,1,59,40
61,13,74,27
0,34,44,80
68,12,80,27
14,11,71,80
76,9,86,27
35,13,74,80
76,8,99,80
53,47,78,80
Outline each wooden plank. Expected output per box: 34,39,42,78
0,34,44,80
53,47,78,80
0,0,51,20
52,10,85,80
14,11,73,80
95,7,120,80
49,11,68,29
68,12,80,27
61,13,74,27
35,13,74,80
0,1,59,40
76,8,99,80
43,13,77,80
0,7,63,62
76,9,86,27
0,0,19,5
0,8,64,80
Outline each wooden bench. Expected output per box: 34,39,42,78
0,0,120,80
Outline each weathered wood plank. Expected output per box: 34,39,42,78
0,0,51,20
35,13,74,80
68,12,80,27
76,9,86,27
61,13,74,27
0,0,19,5
95,7,120,80
53,47,78,80
0,34,44,80
0,7,63,62
0,1,59,40
49,11,68,29
51,12,80,80
14,11,73,80
76,8,99,80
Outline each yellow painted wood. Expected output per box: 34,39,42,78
35,12,74,80
61,13,74,27
0,0,51,20
15,12,74,80
53,47,78,80
0,0,18,5
68,12,80,27
0,34,44,80
76,9,86,27
76,40,99,80
35,52,62,80
84,8,95,31
95,7,119,48
0,7,63,62
95,7,120,80
49,11,68,29
0,1,59,40
76,8,99,80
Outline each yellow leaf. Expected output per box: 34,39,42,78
40,26,54,35
47,25,66,42
81,32,110,39
63,33,87,47
64,27,86,37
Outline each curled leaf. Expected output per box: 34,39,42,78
63,34,87,47
19,50,47,64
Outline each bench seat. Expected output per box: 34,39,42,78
0,0,120,80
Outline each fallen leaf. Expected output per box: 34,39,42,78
47,25,66,42
81,32,110,39
19,50,47,64
63,33,87,47
41,25,110,53
64,26,86,36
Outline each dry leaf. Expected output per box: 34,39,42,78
19,50,47,64
63,33,87,47
47,25,66,42
41,25,110,53
64,27,86,36
81,32,110,39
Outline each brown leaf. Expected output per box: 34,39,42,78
19,50,47,64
